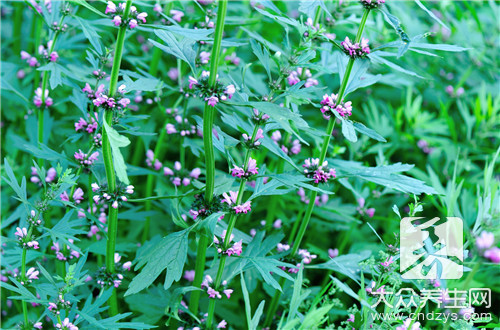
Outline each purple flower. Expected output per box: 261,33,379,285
217,320,227,329
184,270,195,282
105,1,116,14
206,95,219,107
224,84,236,99
381,256,394,268
112,15,122,26
137,12,147,23
49,51,59,62
15,227,28,239
190,168,201,179
129,19,138,29
170,9,184,22
188,76,198,89
484,247,500,263
26,267,39,280
167,68,179,80
328,248,339,258
476,231,494,250
199,51,210,64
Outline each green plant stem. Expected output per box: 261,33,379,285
32,14,43,95
206,124,259,328
101,0,132,317
21,226,34,325
263,9,371,327
13,3,23,56
189,0,228,315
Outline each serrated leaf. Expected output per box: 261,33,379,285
75,16,103,54
126,229,190,296
341,119,357,142
151,30,196,73
2,158,28,204
250,39,272,81
103,120,130,185
352,122,386,142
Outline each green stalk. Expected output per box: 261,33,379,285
189,0,228,315
21,226,34,325
206,124,259,328
32,15,43,96
263,9,371,327
13,3,23,56
102,0,132,316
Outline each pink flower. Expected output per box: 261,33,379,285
396,318,421,330
137,12,147,23
273,219,282,229
170,9,184,22
34,322,43,329
26,267,39,280
73,188,84,204
190,168,201,179
200,51,210,64
381,256,394,268
347,314,355,323
20,50,31,60
49,51,59,62
15,227,27,239
153,4,162,13
105,1,116,14
168,68,179,80
225,84,236,99
123,261,132,270
129,19,138,29
206,95,218,107
184,270,195,282
484,247,500,263
328,248,339,258
27,57,39,67
172,177,181,186
188,76,198,89
234,201,251,214
476,231,494,250
207,287,221,299
164,167,174,176
217,320,227,329
223,289,233,299
112,15,122,26
166,123,177,134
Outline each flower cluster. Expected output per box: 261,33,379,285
302,158,337,184
165,108,200,136
91,183,134,209
417,139,435,155
94,133,103,148
75,114,98,133
360,0,385,9
287,67,318,88
20,40,60,68
145,149,162,170
51,240,80,261
365,281,387,295
214,230,243,257
82,83,131,112
30,166,57,185
188,71,235,107
231,158,259,179
105,1,147,29
297,188,329,206
341,36,370,58
33,87,53,108
21,267,39,285
95,266,124,288
251,108,270,125
277,244,317,273
27,210,43,226
242,128,264,149
164,162,201,187
20,50,39,67
380,256,395,270
320,93,353,118
222,191,252,214
56,318,78,330
201,275,233,300
14,227,39,249
476,231,500,263
74,150,99,167
271,131,301,155
48,295,72,315
189,194,226,221
357,197,375,218
60,187,84,204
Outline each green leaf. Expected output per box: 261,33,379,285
250,39,272,81
410,42,470,52
414,0,450,32
42,210,87,255
352,122,386,142
254,7,299,28
299,0,332,19
330,276,375,310
2,158,28,204
151,30,197,73
75,16,103,54
38,62,63,89
341,119,357,142
287,265,311,324
308,250,371,281
328,160,439,195
122,74,161,92
247,257,294,291
126,229,190,296
369,52,423,78
153,25,214,41
103,120,131,185
69,0,108,18
299,304,333,329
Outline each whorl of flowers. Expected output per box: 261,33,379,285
302,158,337,184
95,266,124,288
242,128,264,149
82,83,131,112
91,183,134,209
287,67,318,88
360,0,385,9
93,133,103,148
145,149,162,171
165,108,200,136
277,245,317,273
75,113,98,133
189,194,226,221
201,275,234,300
51,240,80,261
56,318,79,330
33,87,53,108
251,108,270,125
14,227,39,250
21,40,61,69
320,93,353,118
47,294,72,315
231,158,259,179
105,1,147,29
297,187,328,206
21,267,39,285
213,230,243,257
271,130,301,155
27,209,43,227
60,187,84,204
222,191,252,214
164,161,201,187
341,36,371,58
187,71,235,107
30,166,56,186
74,150,99,167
